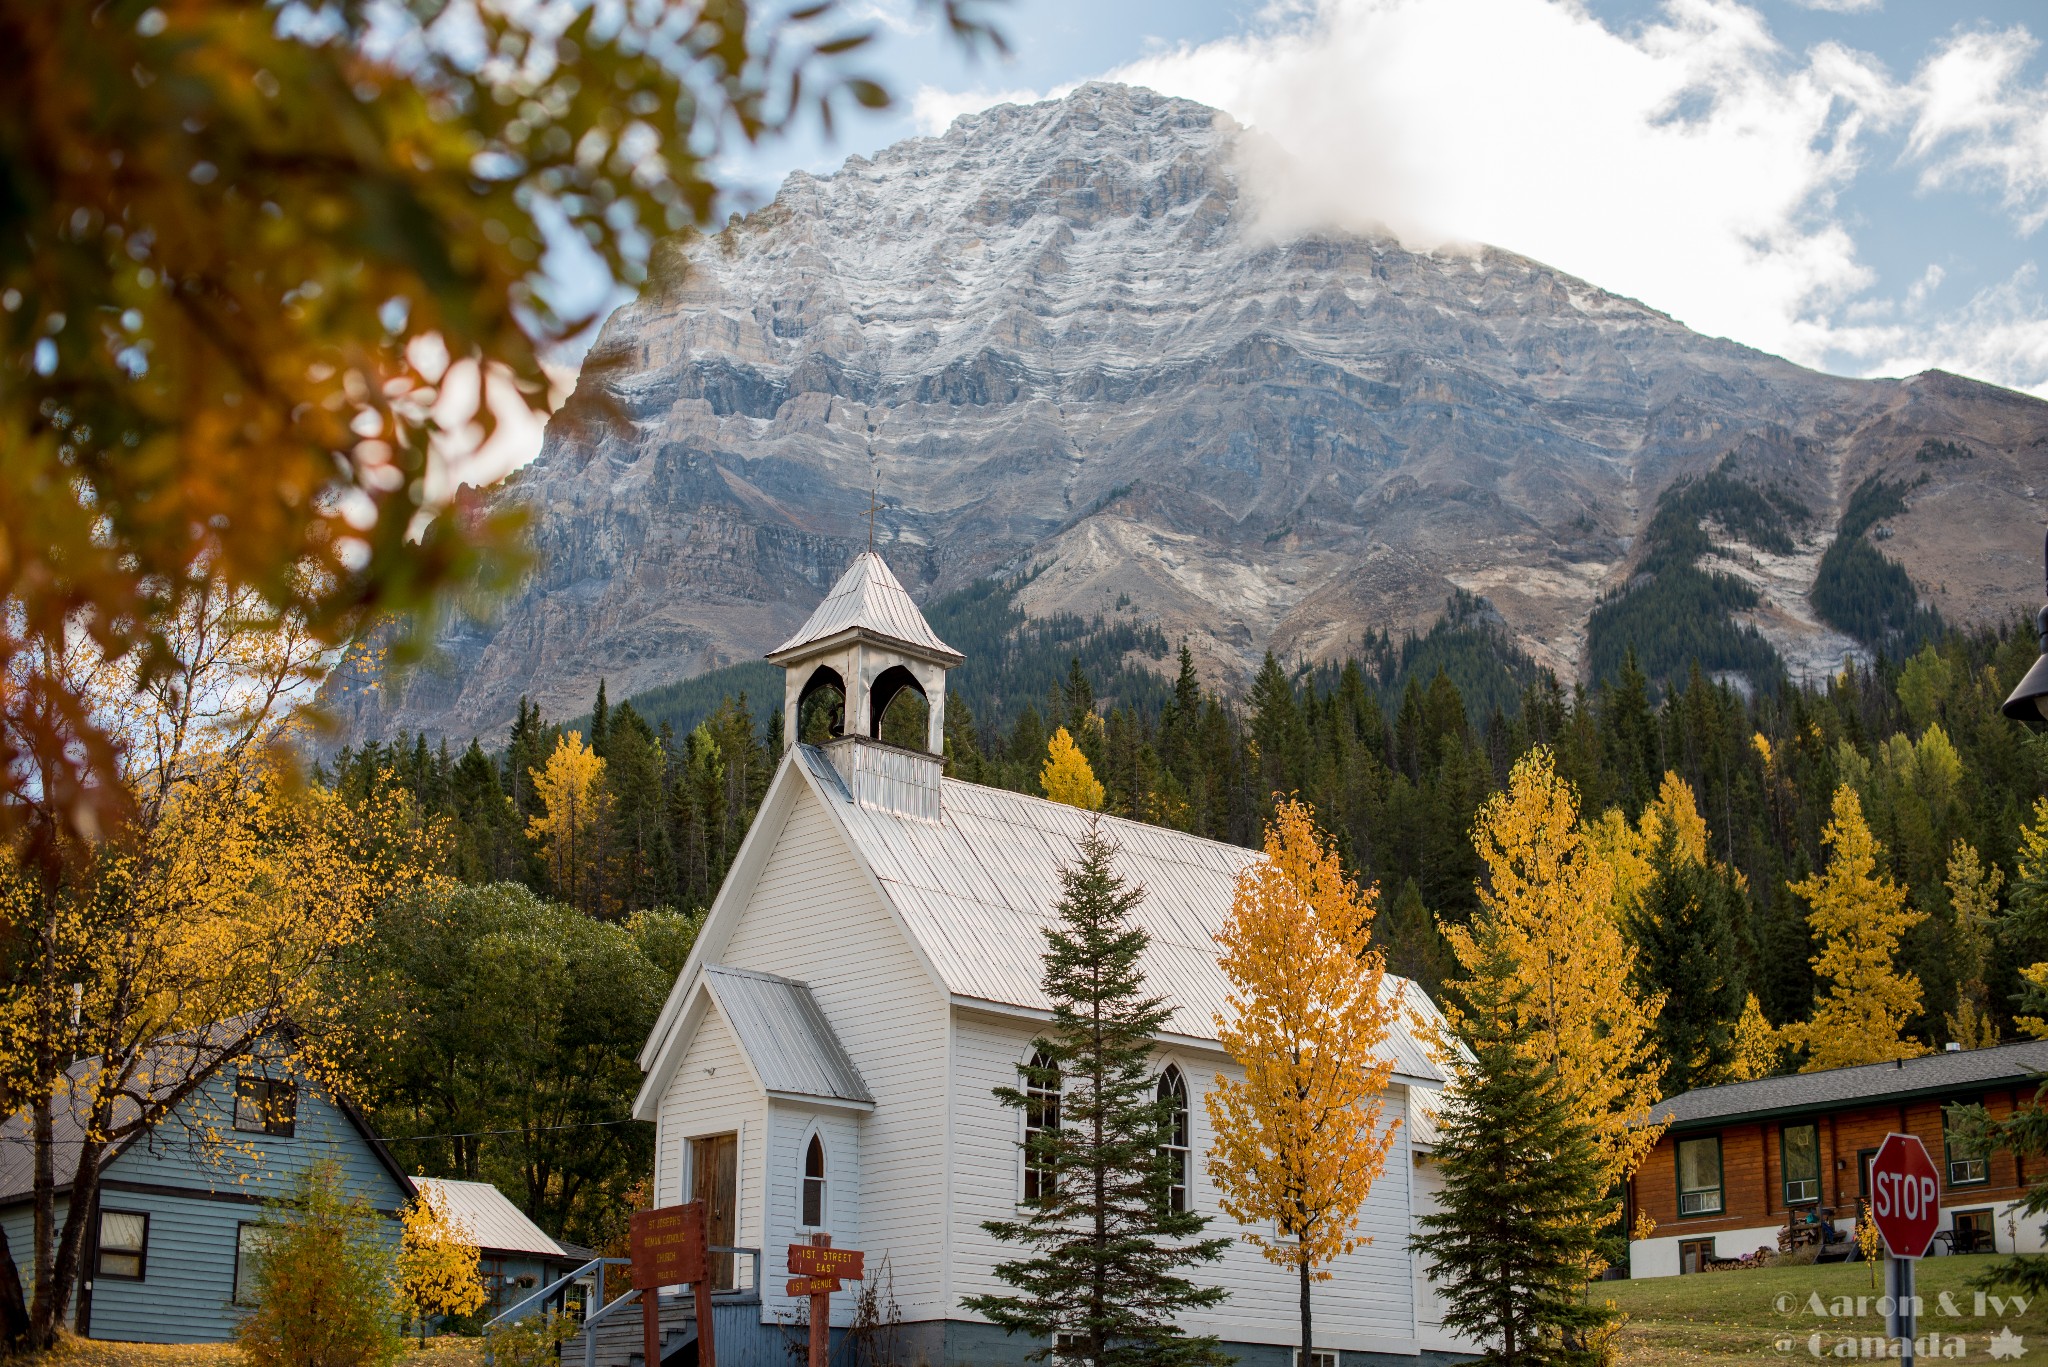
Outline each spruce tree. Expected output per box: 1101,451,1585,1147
964,821,1229,1367
1626,823,1749,1094
1418,940,1614,1367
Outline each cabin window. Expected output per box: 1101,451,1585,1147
1677,1136,1724,1216
1678,1237,1716,1275
234,1077,297,1137
96,1209,147,1281
1157,1066,1190,1214
1953,1208,1996,1255
1293,1353,1339,1367
801,1134,827,1229
1781,1123,1821,1206
233,1223,270,1304
1945,1103,1989,1187
1023,1050,1061,1203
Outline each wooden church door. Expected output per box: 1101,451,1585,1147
691,1133,738,1289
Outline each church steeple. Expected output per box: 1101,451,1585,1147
766,552,961,756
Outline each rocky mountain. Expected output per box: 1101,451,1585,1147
329,82,2048,744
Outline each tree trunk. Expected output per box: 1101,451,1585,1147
28,1089,54,1348
1299,1258,1312,1367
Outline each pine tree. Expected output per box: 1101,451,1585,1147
963,821,1230,1367
1626,818,1749,1096
1780,784,1928,1071
1418,939,1615,1367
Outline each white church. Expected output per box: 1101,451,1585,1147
631,551,1472,1366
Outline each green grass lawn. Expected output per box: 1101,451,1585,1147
1607,1253,2048,1364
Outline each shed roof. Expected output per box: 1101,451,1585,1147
415,1178,574,1260
704,965,874,1105
792,743,1450,1083
1652,1039,2048,1131
767,552,962,664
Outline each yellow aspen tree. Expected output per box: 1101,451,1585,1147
397,1186,488,1345
1721,994,1782,1083
1444,747,1665,1197
527,732,611,914
1944,841,2004,1051
1781,784,1929,1071
1041,727,1106,811
1207,800,1400,1366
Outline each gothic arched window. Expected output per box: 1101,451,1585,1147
801,1134,827,1228
1023,1050,1061,1202
1157,1066,1190,1213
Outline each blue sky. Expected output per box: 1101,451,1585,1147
686,0,2048,402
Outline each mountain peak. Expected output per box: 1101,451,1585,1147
326,83,2048,747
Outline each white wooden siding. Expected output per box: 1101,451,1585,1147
763,1102,865,1326
713,784,952,1322
655,1009,764,1294
947,1008,1423,1354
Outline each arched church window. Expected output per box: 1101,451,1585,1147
1023,1050,1061,1202
801,1134,826,1228
1157,1066,1190,1213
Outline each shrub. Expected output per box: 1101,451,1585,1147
235,1161,403,1367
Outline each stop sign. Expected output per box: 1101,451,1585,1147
1868,1132,1941,1259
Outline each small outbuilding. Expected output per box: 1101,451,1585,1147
413,1177,588,1319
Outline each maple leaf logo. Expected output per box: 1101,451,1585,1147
1989,1326,2028,1360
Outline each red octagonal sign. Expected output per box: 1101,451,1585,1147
1868,1132,1941,1259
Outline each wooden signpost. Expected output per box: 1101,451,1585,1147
631,1204,715,1367
786,1235,865,1367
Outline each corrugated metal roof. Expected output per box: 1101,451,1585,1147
705,965,875,1105
795,745,1450,1083
1652,1039,2048,1130
768,552,962,662
415,1178,573,1260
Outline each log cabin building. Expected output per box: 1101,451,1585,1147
1628,1040,2048,1276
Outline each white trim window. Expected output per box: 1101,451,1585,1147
1157,1065,1190,1213
800,1133,827,1229
1023,1049,1061,1203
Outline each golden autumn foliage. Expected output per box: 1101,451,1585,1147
1781,784,1929,1071
398,1187,487,1343
1444,747,1665,1195
0,0,1003,847
0,593,443,1349
1207,800,1400,1284
1041,727,1106,811
1945,840,2004,1051
528,731,610,914
1725,993,1782,1082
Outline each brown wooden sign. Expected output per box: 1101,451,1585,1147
787,1244,864,1280
631,1204,707,1289
785,1277,842,1297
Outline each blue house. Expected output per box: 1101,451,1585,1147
413,1178,589,1322
0,1045,414,1343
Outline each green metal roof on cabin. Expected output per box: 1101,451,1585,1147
1651,1039,2048,1132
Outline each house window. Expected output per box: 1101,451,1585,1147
233,1223,270,1305
1158,1066,1190,1214
1678,1237,1716,1275
96,1209,148,1281
801,1134,827,1229
234,1078,297,1137
1677,1136,1723,1216
1945,1104,1989,1187
1781,1123,1821,1206
1023,1050,1061,1203
1953,1208,1996,1255
1293,1353,1338,1367
481,1256,507,1313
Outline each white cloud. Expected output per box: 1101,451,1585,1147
1788,0,1882,13
1090,0,2048,394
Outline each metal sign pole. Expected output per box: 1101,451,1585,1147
1885,1254,1917,1367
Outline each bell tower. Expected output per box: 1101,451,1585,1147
765,552,963,760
